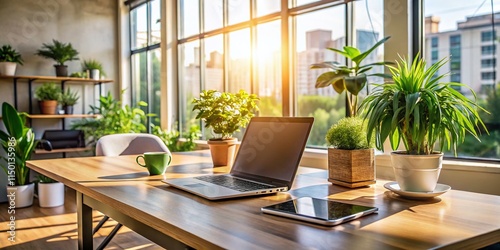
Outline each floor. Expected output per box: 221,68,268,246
0,188,164,250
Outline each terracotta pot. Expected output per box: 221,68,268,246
328,148,375,188
39,100,58,115
391,151,443,192
207,138,238,167
6,183,35,208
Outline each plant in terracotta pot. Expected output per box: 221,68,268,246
35,83,62,115
192,90,259,167
60,88,79,114
35,39,79,77
0,45,23,76
325,117,375,187
360,55,488,193
36,174,65,208
0,102,37,208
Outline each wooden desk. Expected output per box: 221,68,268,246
26,151,500,249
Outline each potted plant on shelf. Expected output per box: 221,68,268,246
35,39,79,77
60,88,79,114
360,55,488,192
35,83,62,115
82,59,105,80
310,36,391,187
0,102,37,208
192,90,259,167
0,45,23,76
325,117,375,188
36,174,64,208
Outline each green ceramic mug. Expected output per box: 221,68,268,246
135,152,172,175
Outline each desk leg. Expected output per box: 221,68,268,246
77,191,93,250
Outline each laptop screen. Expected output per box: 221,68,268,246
230,117,314,185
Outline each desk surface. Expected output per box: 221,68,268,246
27,151,500,249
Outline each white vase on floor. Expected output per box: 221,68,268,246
6,183,35,208
38,182,65,208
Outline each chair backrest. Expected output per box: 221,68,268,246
95,133,170,156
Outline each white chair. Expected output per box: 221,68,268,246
93,133,170,249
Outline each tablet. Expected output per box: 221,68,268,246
261,197,378,226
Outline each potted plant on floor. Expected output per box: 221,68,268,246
35,39,79,77
0,102,37,208
360,55,488,192
0,45,23,76
35,83,62,115
36,174,64,208
192,90,259,167
325,117,375,187
82,59,106,80
310,37,391,187
60,88,79,114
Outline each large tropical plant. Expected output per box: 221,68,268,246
0,102,37,186
360,55,488,155
35,39,79,66
311,36,391,116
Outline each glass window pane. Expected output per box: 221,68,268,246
204,0,223,32
425,0,500,159
228,29,251,93
228,0,250,25
256,0,280,17
180,0,200,38
131,52,148,106
179,40,201,134
295,6,346,147
131,5,148,50
150,0,161,45
204,35,224,91
150,49,162,124
294,0,320,7
256,20,282,116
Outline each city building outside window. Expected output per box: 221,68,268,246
481,30,496,42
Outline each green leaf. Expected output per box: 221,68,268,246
315,71,347,90
344,74,367,95
352,36,391,65
344,46,361,58
2,102,23,139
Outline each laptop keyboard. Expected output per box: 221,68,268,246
195,175,276,192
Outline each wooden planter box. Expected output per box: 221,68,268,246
328,148,376,188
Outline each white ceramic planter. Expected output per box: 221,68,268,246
391,151,443,192
0,62,17,76
38,182,65,208
90,69,100,80
6,183,35,208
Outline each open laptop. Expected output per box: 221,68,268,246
163,117,314,200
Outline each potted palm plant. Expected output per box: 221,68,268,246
192,90,259,167
360,55,488,192
0,102,37,208
35,39,79,77
0,45,23,76
81,59,106,80
311,37,391,187
35,83,62,115
60,88,80,114
36,174,65,208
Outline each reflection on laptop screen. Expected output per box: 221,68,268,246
231,118,313,183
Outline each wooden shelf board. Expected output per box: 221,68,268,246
35,147,93,154
0,75,113,84
27,114,99,119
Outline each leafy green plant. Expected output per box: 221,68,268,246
35,83,62,101
325,117,373,150
71,91,151,145
60,88,80,106
0,45,23,65
360,55,488,155
152,124,201,152
311,36,391,116
192,90,259,139
35,39,79,65
0,102,37,186
81,59,106,77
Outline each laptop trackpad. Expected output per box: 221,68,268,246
184,183,208,188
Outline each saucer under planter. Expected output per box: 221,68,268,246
38,182,65,207
39,100,58,114
0,62,17,76
6,183,35,208
390,151,443,192
328,148,376,188
207,138,238,167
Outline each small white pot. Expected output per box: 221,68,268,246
0,62,17,76
38,182,65,208
90,69,100,80
6,183,35,208
391,151,443,192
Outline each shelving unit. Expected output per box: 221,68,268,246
0,75,112,155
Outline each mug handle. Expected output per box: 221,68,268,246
136,155,147,168
167,154,172,165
